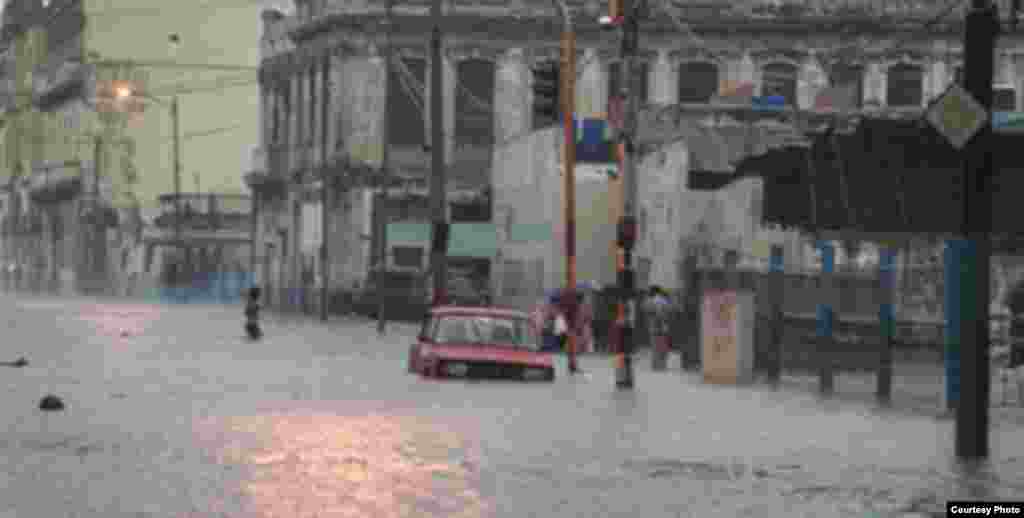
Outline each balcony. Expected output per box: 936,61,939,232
153,193,252,232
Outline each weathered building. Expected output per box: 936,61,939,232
250,0,1024,313
0,0,262,298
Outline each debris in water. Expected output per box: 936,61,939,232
38,394,65,411
1,357,28,367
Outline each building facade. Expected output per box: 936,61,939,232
252,0,1024,312
0,0,263,298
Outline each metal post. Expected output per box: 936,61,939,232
429,0,448,307
558,13,579,374
92,135,102,294
818,240,835,396
953,0,998,461
170,96,185,300
250,188,258,291
877,246,897,405
376,0,395,332
320,53,331,322
768,244,785,386
614,0,641,389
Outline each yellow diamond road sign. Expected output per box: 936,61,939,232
926,83,989,150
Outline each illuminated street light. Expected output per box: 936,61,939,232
114,84,133,99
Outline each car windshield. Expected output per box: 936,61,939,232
432,315,539,349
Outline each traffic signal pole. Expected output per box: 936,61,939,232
613,0,641,389
429,0,448,307
555,0,580,374
952,0,998,461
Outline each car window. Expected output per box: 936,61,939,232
431,315,538,349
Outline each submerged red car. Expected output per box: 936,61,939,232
408,306,555,381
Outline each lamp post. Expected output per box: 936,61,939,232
113,86,185,294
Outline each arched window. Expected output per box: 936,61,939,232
761,62,798,105
678,62,718,104
887,63,923,108
455,59,495,147
387,57,426,147
828,63,863,108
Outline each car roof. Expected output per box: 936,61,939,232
428,305,528,319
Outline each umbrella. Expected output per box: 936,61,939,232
545,289,562,304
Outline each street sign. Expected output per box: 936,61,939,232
925,83,989,150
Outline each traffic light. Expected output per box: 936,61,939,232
601,0,625,26
532,60,560,129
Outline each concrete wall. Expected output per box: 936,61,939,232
83,0,262,208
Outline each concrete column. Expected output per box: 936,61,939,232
327,52,343,159
288,71,300,171
926,60,948,104
797,54,826,111
651,49,674,105
865,61,886,107
310,63,320,168
576,48,602,117
443,54,456,165
290,192,303,311
494,47,530,149
724,51,756,93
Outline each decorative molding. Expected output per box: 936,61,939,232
870,48,929,66
526,46,558,64
598,48,657,64
445,44,506,63
749,48,809,66
393,45,429,61
668,48,734,67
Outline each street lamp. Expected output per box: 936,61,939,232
113,85,186,295
113,86,183,247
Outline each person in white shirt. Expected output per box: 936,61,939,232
554,310,569,352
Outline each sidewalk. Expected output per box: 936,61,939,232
549,349,1024,426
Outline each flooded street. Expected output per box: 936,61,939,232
1,294,1022,517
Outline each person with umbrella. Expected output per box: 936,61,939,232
646,285,672,370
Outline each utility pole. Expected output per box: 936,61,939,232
320,52,331,322
612,0,641,389
952,0,998,461
170,95,186,300
429,0,448,306
377,0,395,334
554,0,579,374
93,135,103,294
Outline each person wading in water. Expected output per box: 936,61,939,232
245,287,263,340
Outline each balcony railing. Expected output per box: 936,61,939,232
32,41,84,106
153,193,252,232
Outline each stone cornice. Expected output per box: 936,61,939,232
524,46,585,66
445,43,508,63
668,47,741,66
749,47,810,66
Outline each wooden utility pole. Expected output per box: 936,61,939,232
613,0,641,389
429,0,448,306
554,0,579,374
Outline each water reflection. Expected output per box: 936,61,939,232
78,304,161,339
198,411,489,518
